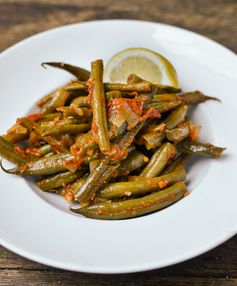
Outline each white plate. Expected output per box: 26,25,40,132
0,20,236,274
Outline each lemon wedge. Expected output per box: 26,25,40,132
105,47,179,88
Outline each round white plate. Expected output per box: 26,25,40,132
0,20,236,274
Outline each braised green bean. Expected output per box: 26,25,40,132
117,150,149,176
74,160,112,206
156,84,181,94
140,143,176,178
177,140,226,159
148,100,182,113
19,117,69,153
71,182,187,219
37,112,62,123
104,82,151,92
164,104,188,129
12,153,72,176
71,130,98,156
139,105,188,150
97,168,186,199
3,124,28,143
152,91,220,104
0,136,28,165
42,62,90,81
89,60,111,153
37,170,83,191
64,81,88,91
165,122,190,143
178,91,220,104
38,144,53,155
71,96,88,107
41,88,71,114
161,154,190,175
42,123,90,137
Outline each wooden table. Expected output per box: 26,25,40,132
0,0,236,285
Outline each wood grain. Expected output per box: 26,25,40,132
0,0,236,285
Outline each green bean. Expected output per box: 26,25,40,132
28,131,40,146
117,150,149,176
24,144,53,158
3,131,28,144
0,136,28,165
164,105,188,129
47,135,72,153
147,100,182,113
161,154,190,175
37,112,62,123
44,151,55,158
74,160,111,205
37,92,54,107
104,82,151,92
40,117,80,130
71,131,98,156
13,153,72,175
115,106,161,155
140,105,187,150
56,106,84,120
97,168,186,199
141,132,165,150
89,60,110,152
127,74,143,84
3,124,28,143
59,108,91,122
140,142,176,178
126,75,181,94
152,94,177,102
178,91,220,104
89,159,100,172
58,176,88,201
42,62,90,81
42,123,90,137
68,176,88,195
89,145,136,173
71,181,187,219
64,81,88,91
37,170,83,191
152,91,220,104
108,120,145,161
106,91,123,99
18,117,69,153
70,91,123,107
177,140,226,159
156,85,181,94
165,122,190,143
41,88,71,114
59,106,92,120
71,96,88,107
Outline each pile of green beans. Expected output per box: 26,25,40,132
0,60,226,220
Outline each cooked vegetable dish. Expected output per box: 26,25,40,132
0,59,226,219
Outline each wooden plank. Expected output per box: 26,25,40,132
0,270,236,286
0,0,236,53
